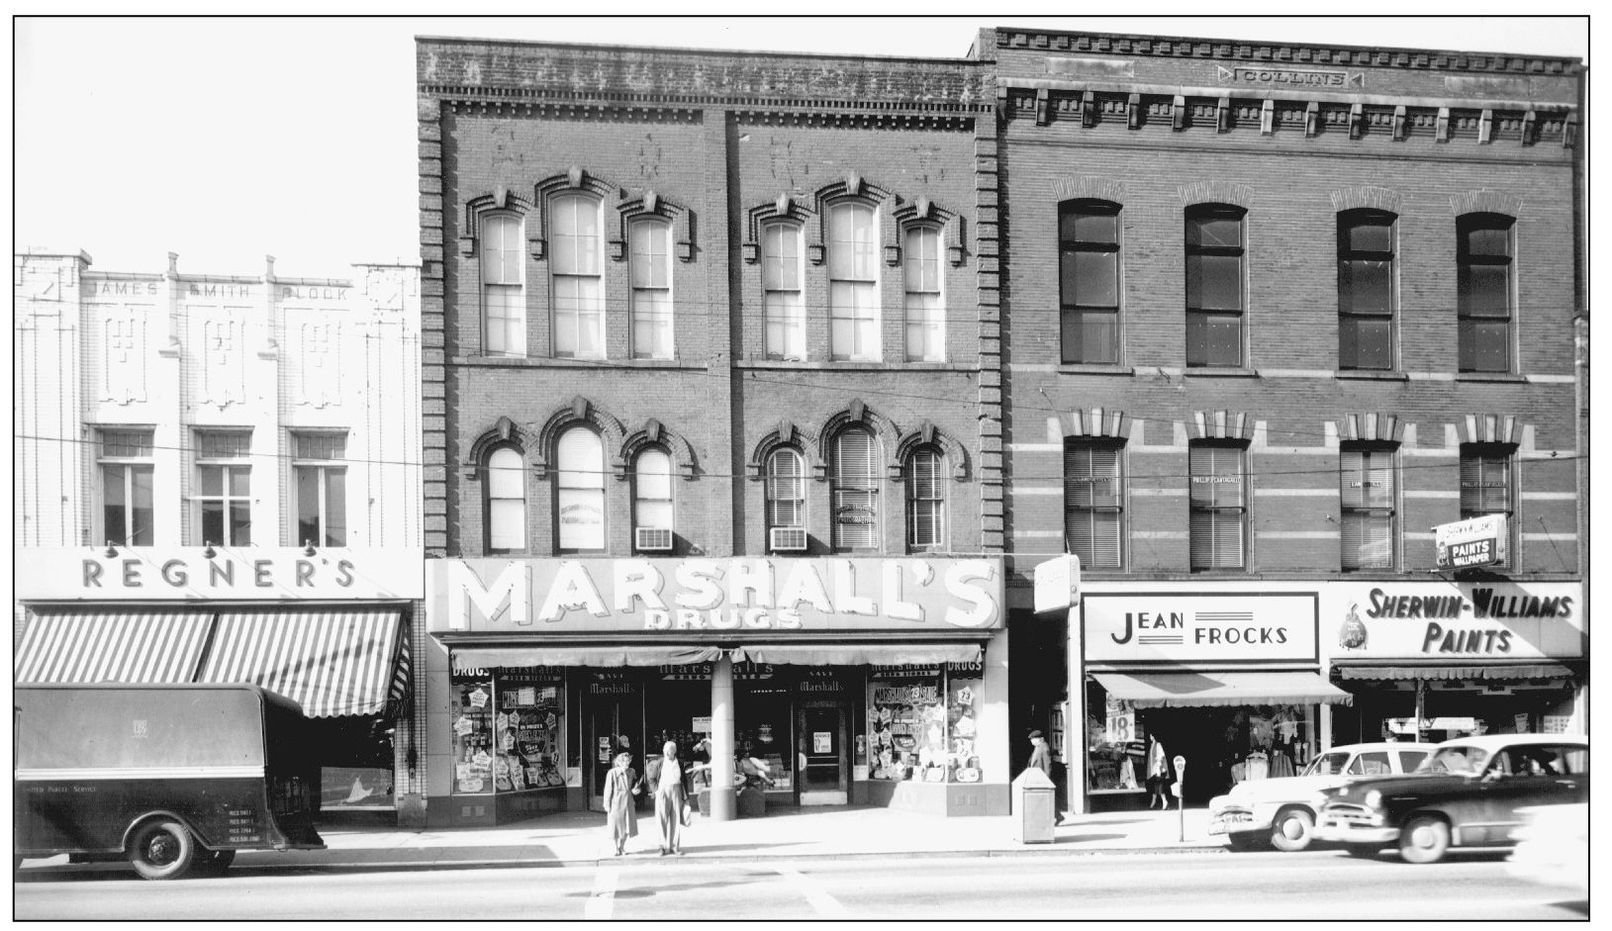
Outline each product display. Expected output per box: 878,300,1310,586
946,676,984,784
452,669,567,795
868,675,947,782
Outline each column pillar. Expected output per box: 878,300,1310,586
1065,605,1086,816
708,653,737,821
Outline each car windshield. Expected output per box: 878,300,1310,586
1303,751,1353,776
1420,746,1491,775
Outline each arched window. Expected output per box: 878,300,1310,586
832,426,880,551
1338,209,1397,371
1060,200,1121,365
828,201,879,361
633,447,674,546
762,220,805,361
765,448,806,548
485,446,526,552
1185,204,1246,368
630,217,673,360
551,193,605,359
903,225,944,361
906,446,945,551
1456,213,1516,373
481,214,525,357
555,427,605,552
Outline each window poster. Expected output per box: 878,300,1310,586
868,674,947,782
947,677,983,783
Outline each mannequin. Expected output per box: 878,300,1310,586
1146,736,1173,809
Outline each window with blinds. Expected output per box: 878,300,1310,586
1340,446,1396,571
906,447,945,551
1189,443,1246,571
1064,441,1123,569
1460,445,1514,567
634,447,674,532
832,427,880,550
556,427,606,552
766,447,806,534
551,194,605,359
486,446,526,552
482,214,525,357
1456,213,1515,373
1338,210,1396,371
828,202,880,361
1060,200,1121,365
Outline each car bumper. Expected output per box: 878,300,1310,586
1207,809,1269,836
1313,820,1398,845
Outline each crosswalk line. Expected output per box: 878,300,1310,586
585,865,619,920
773,865,848,918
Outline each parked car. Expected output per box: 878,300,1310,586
1208,742,1433,851
1506,803,1588,897
1312,734,1588,864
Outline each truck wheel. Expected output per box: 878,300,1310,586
1270,808,1315,852
128,820,195,880
1399,815,1451,864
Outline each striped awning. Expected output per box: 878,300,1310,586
14,610,213,684
1093,670,1353,708
1336,663,1575,682
196,609,409,717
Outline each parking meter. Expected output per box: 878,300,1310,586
1173,755,1187,840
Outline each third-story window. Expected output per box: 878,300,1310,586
195,430,252,546
1189,443,1247,571
293,432,347,547
481,214,525,356
1460,444,1514,566
1064,441,1123,570
551,194,605,359
832,427,880,550
1338,210,1397,371
1340,445,1397,571
1457,213,1516,373
762,221,805,360
633,447,674,534
906,446,945,551
1185,204,1247,367
828,202,879,361
1060,200,1121,364
100,428,154,546
630,218,673,359
555,427,605,552
486,446,526,553
766,447,806,540
903,225,944,361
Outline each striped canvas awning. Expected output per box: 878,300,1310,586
196,609,409,718
1093,670,1353,708
1336,663,1575,682
14,610,213,684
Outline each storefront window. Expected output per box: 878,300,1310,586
867,670,948,783
946,674,983,783
451,676,496,795
452,669,568,795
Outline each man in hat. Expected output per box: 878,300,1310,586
1026,730,1067,825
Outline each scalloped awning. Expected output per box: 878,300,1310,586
1336,663,1574,682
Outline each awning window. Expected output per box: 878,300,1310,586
197,609,409,718
729,643,982,666
1093,670,1352,708
14,610,214,685
1336,663,1574,682
450,645,722,672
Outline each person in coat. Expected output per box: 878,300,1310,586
602,751,639,856
1026,729,1066,824
643,740,687,855
1147,736,1174,809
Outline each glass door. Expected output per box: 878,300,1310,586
797,701,848,805
586,695,643,813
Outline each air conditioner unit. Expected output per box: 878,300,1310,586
635,527,673,552
769,526,808,552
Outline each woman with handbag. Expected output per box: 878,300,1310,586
644,740,687,856
602,751,639,856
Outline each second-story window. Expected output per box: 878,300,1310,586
828,202,879,361
630,218,673,360
195,430,252,546
766,448,806,542
1457,213,1516,373
293,432,347,547
555,426,605,552
1460,444,1514,567
831,426,880,550
1338,210,1396,371
481,214,525,356
762,221,805,360
903,225,944,361
1060,200,1121,365
100,428,154,546
906,446,945,551
486,446,526,553
1189,442,1247,571
633,447,674,539
551,193,605,359
1185,204,1246,368
1064,440,1124,570
1341,444,1396,571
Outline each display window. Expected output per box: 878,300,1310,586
867,668,948,783
739,663,793,791
946,674,983,784
451,668,568,795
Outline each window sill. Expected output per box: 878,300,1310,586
1335,370,1411,382
1456,371,1528,383
1183,367,1260,379
451,355,708,371
735,359,975,372
1056,364,1136,376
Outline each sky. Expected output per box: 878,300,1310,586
12,14,1592,280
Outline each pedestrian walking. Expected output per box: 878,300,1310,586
602,751,640,856
1026,729,1066,824
644,740,687,855
1147,736,1174,809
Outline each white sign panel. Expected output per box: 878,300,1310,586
1033,554,1081,613
1083,591,1318,664
1325,582,1583,661
14,547,425,601
1434,515,1508,569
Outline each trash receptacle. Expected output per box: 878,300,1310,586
737,785,766,818
1011,768,1057,843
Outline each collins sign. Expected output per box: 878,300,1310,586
1434,515,1508,569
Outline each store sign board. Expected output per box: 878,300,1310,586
13,547,424,601
1434,515,1508,569
1083,591,1319,664
1325,582,1583,660
428,557,1004,634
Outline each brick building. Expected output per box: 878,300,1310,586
13,250,425,822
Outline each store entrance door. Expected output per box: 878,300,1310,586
797,701,848,805
587,694,644,813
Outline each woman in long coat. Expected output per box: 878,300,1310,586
603,751,639,856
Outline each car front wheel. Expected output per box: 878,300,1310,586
1270,808,1315,852
1399,815,1451,865
128,819,195,880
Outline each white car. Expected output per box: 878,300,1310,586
1208,742,1434,851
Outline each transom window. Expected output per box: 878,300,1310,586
1189,443,1247,571
551,194,605,359
1338,210,1396,371
906,446,945,551
828,202,879,361
1457,213,1515,373
481,214,525,357
1185,204,1247,368
195,430,252,546
1340,445,1397,571
766,448,806,538
831,427,880,550
1060,200,1121,365
99,428,154,546
1064,441,1124,570
762,221,806,361
903,225,944,362
485,446,526,552
293,432,347,547
555,427,606,552
630,218,673,360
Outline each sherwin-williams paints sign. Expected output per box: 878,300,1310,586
429,557,1003,633
1324,582,1584,660
1083,590,1319,664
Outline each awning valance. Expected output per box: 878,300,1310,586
14,610,214,684
451,645,722,672
195,609,410,718
1336,663,1575,682
729,643,983,666
1093,670,1353,708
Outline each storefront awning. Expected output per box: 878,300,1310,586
1093,671,1353,708
196,609,410,718
450,645,723,671
1336,663,1575,682
729,643,982,666
14,610,215,684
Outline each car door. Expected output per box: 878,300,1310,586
1478,745,1577,843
